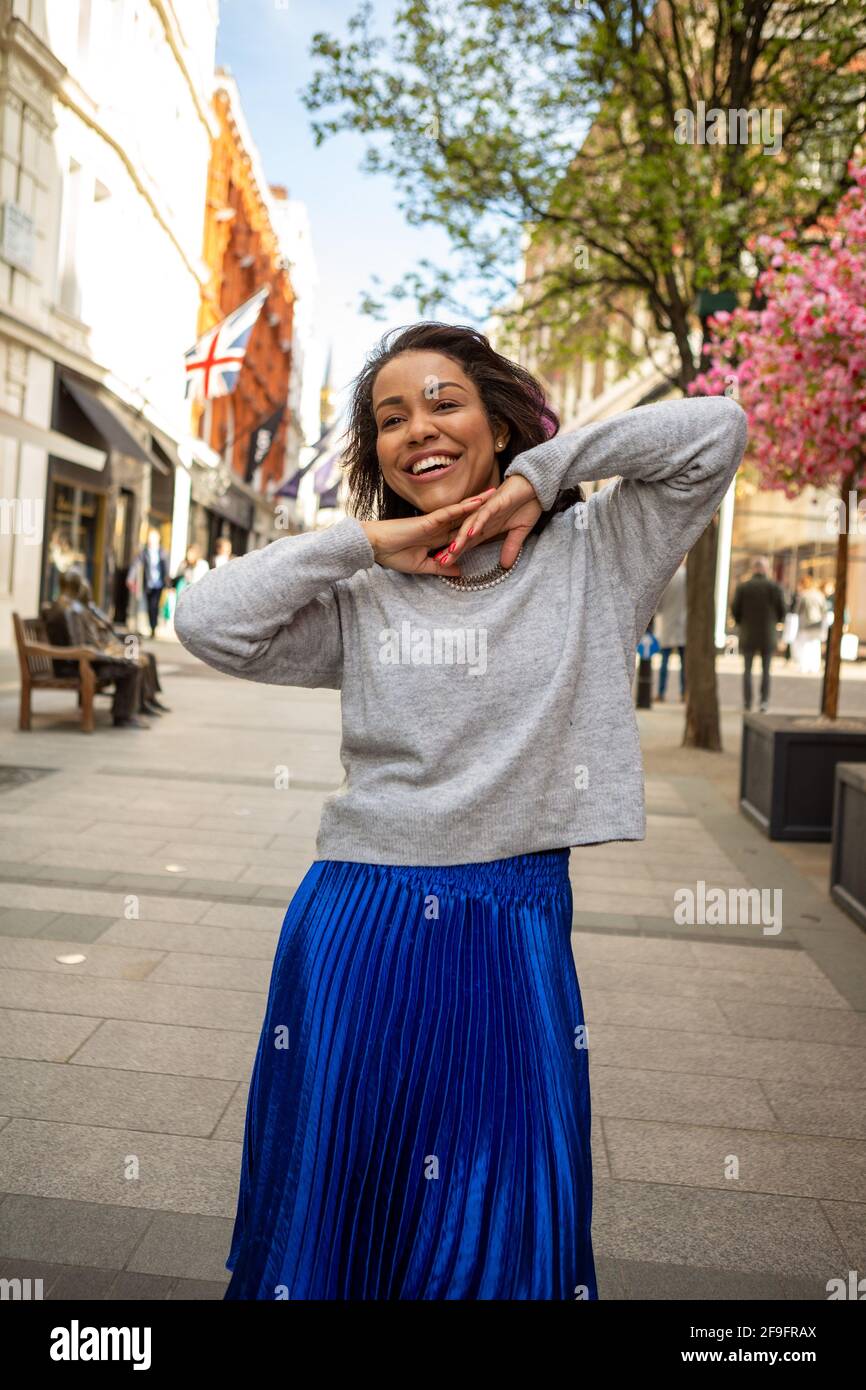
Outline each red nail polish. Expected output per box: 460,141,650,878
467,527,475,537
447,541,456,552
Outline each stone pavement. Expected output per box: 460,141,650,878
0,639,863,1301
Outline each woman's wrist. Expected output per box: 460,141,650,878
358,520,380,560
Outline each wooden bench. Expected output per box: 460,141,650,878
13,613,114,733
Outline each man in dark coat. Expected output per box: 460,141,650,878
44,571,146,728
137,528,171,638
731,556,787,712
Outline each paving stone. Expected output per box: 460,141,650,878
592,1064,777,1129
0,1255,61,1298
590,1021,866,1088
101,919,279,959
0,884,132,916
126,1211,235,1281
718,999,866,1046
45,1264,121,1299
104,1270,178,1299
167,1276,228,1299
573,933,699,964
0,909,61,937
149,952,270,992
68,1018,258,1080
26,865,117,886
0,861,43,878
592,1177,846,1276
0,1194,154,1267
612,1257,831,1300
0,1118,241,1215
253,886,297,903
0,937,164,980
759,1082,866,1141
579,960,846,1009
0,1008,102,1063
0,1058,237,1135
199,901,287,931
819,1199,866,1268
0,969,264,1032
582,987,730,1033
105,874,200,895
603,1117,866,1201
35,914,118,942
211,1083,247,1142
573,892,675,917
177,879,257,899
572,911,640,931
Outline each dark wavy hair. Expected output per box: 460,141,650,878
340,321,584,532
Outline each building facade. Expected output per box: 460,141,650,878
0,0,220,642
182,69,297,569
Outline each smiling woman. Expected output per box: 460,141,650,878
174,320,748,1301
345,321,583,528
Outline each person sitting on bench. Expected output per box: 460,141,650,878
43,571,147,729
77,579,170,716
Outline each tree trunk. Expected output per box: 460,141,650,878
822,470,858,719
679,340,724,751
683,518,723,750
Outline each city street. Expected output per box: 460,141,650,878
0,641,863,1300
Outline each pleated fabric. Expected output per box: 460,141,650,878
223,849,597,1300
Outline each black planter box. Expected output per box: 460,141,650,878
830,762,866,929
740,713,866,841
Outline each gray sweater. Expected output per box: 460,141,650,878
174,395,748,865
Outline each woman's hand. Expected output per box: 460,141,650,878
432,474,542,570
359,490,498,576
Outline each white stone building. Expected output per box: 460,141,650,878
0,0,218,646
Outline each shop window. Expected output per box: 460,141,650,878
43,481,104,607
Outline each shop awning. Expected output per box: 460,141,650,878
58,371,167,470
148,424,183,475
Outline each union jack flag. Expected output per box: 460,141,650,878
184,287,269,401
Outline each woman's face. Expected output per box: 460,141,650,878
372,351,508,513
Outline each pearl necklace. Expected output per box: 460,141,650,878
437,542,525,591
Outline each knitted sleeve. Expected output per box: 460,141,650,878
174,516,376,688
504,394,748,647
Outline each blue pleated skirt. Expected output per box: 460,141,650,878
223,849,597,1300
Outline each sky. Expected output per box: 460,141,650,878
216,0,491,418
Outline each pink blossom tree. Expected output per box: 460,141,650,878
691,163,866,719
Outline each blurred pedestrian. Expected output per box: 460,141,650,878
731,555,786,711
173,543,210,595
793,570,827,674
655,560,687,701
136,527,171,638
213,536,233,568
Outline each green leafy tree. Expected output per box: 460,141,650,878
303,0,866,749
